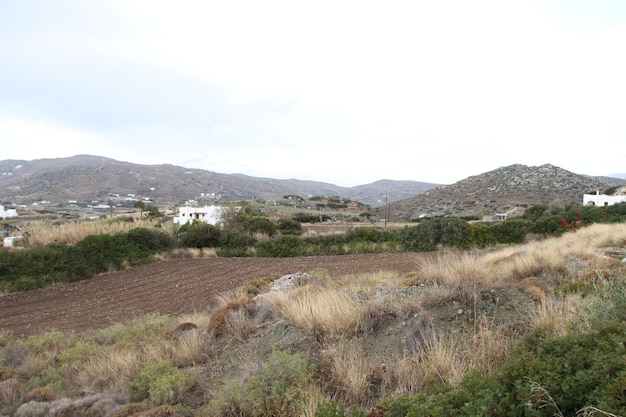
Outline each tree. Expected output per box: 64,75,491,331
145,204,160,219
134,201,146,219
277,218,303,236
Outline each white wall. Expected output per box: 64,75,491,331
0,205,18,219
583,192,626,207
173,205,228,225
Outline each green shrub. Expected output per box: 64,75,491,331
397,218,468,252
255,236,304,257
128,361,192,406
126,227,175,252
178,223,221,248
244,217,277,236
277,218,303,236
216,227,256,257
202,350,314,417
246,349,315,417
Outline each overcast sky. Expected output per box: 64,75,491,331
1,1,625,186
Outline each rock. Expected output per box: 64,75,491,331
172,322,198,339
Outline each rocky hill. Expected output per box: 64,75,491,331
0,155,439,208
390,164,623,221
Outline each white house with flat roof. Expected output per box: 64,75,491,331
173,205,228,226
583,191,626,207
0,205,18,220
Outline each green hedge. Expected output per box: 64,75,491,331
0,228,174,292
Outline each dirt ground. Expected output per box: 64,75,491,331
0,253,427,337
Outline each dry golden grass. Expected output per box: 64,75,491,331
162,247,216,259
419,252,499,288
0,378,26,410
513,277,546,302
395,329,467,394
207,289,257,340
21,218,163,247
485,223,626,284
76,349,141,395
531,294,581,338
323,340,375,405
300,385,326,417
468,318,513,373
263,285,363,336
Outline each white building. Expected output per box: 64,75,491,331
173,205,228,226
583,191,626,207
0,205,18,220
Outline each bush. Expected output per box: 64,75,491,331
201,350,314,417
396,218,468,252
244,217,277,236
126,228,175,252
255,236,304,257
217,227,256,257
128,361,192,406
178,223,221,248
246,350,314,417
277,218,303,236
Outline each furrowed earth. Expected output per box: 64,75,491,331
0,253,429,337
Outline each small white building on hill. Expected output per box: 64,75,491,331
0,205,18,220
583,191,626,207
173,205,228,226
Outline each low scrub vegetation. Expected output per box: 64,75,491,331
1,223,626,416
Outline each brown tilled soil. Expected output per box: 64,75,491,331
0,253,428,337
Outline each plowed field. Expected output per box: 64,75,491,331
0,253,427,337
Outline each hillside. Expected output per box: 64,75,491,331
0,155,439,207
390,163,622,220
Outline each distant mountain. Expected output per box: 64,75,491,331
390,164,624,221
0,155,440,207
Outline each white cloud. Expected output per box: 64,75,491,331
1,1,625,185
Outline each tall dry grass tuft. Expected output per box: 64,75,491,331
468,317,513,373
419,252,498,287
0,378,27,411
322,340,384,406
418,252,498,304
173,331,205,367
531,294,581,338
207,289,257,341
394,329,467,395
263,285,362,336
75,349,141,395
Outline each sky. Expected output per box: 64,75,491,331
1,1,625,187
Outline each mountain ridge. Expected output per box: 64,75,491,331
0,155,440,207
2,156,624,219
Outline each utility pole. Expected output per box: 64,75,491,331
384,192,388,230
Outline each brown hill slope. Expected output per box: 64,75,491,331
0,155,440,207
390,164,617,220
